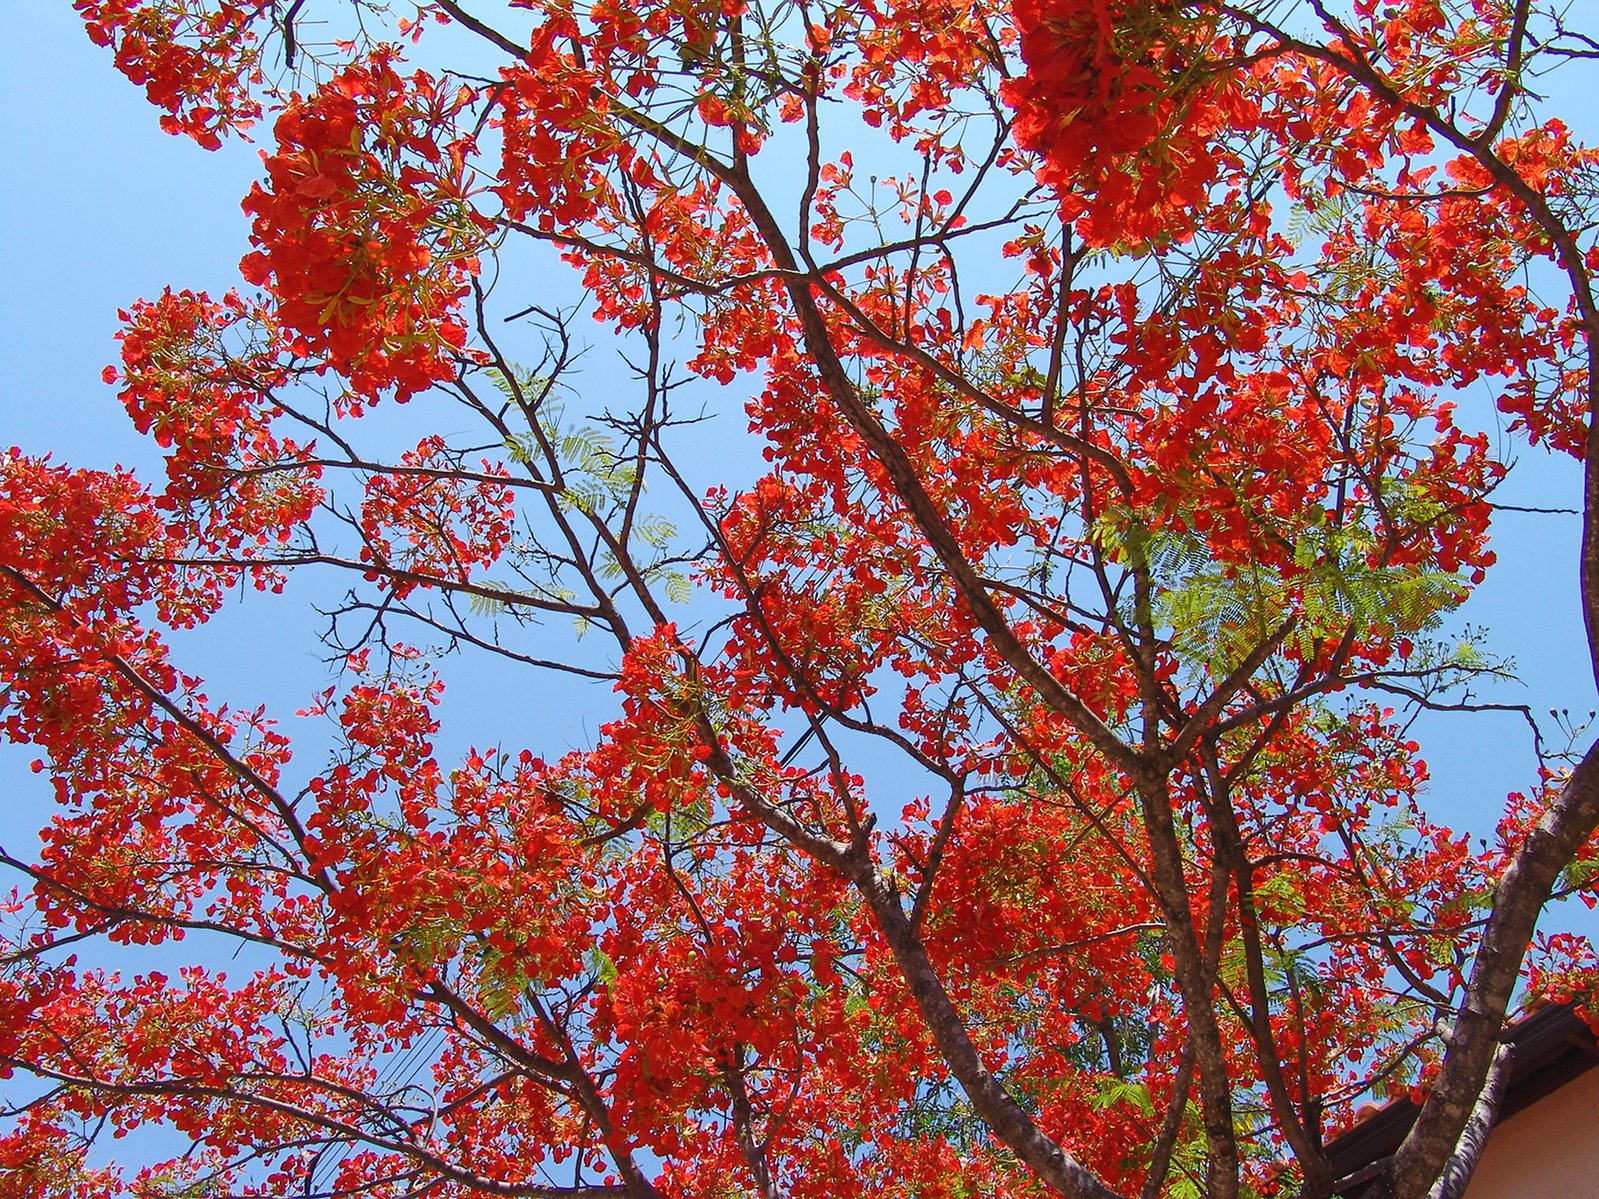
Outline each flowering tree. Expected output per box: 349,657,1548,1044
5,1,1599,1196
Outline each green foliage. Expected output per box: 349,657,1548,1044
141,1173,227,1199
1089,1078,1210,1199
1094,506,1465,678
489,363,689,621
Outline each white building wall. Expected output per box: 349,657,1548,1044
1464,1065,1599,1198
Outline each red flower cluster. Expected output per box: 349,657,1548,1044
494,23,632,233
240,53,488,403
1004,0,1256,245
358,435,516,596
108,289,321,620
74,0,267,149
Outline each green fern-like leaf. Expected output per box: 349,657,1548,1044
468,593,509,617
